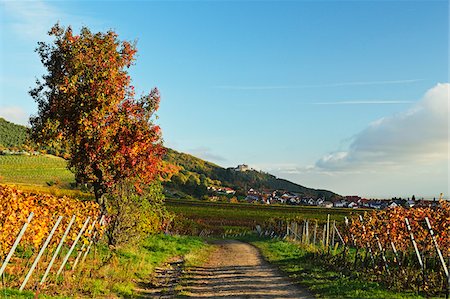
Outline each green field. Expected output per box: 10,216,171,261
0,154,75,187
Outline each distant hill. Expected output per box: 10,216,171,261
0,118,340,200
163,148,340,200
0,118,28,149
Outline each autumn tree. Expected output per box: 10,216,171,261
30,24,165,205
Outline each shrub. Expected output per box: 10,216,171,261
103,180,170,247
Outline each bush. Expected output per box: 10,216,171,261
103,180,171,247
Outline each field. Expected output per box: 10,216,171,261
166,199,366,236
0,154,365,234
0,155,74,187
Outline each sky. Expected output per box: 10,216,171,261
0,0,448,199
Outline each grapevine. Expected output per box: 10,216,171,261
0,185,103,258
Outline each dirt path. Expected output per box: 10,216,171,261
179,240,313,298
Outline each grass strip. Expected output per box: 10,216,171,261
1,234,207,298
248,236,432,299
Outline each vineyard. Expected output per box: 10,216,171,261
258,200,450,296
0,185,103,293
0,155,74,187
344,202,450,294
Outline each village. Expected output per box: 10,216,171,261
243,189,442,209
208,186,441,210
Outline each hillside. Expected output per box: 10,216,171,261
0,117,28,149
164,148,339,200
0,118,340,200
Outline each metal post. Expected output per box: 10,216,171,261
331,220,336,247
387,229,402,267
294,222,298,241
72,218,97,270
305,221,309,245
375,235,390,275
359,215,375,265
81,215,105,264
326,214,330,254
424,217,448,278
0,212,34,277
334,223,345,245
313,221,318,245
405,218,424,269
20,216,63,291
322,224,326,246
405,217,425,292
345,216,356,246
40,215,76,285
56,217,90,276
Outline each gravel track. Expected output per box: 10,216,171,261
179,240,313,299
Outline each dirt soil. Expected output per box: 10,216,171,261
178,240,313,298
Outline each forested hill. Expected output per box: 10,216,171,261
0,118,339,200
0,118,28,149
163,148,340,200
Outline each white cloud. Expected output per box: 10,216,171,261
0,106,29,126
257,83,449,198
316,83,449,171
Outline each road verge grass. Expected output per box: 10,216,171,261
75,234,207,297
245,236,431,299
2,234,207,298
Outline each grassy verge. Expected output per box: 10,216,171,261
0,289,70,299
73,234,207,298
246,236,432,299
1,234,207,298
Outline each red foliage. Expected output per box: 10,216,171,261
30,24,165,201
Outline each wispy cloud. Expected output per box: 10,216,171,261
1,1,96,41
213,79,425,90
2,1,62,40
313,100,413,105
186,146,228,163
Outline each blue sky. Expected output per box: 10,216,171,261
0,0,448,198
